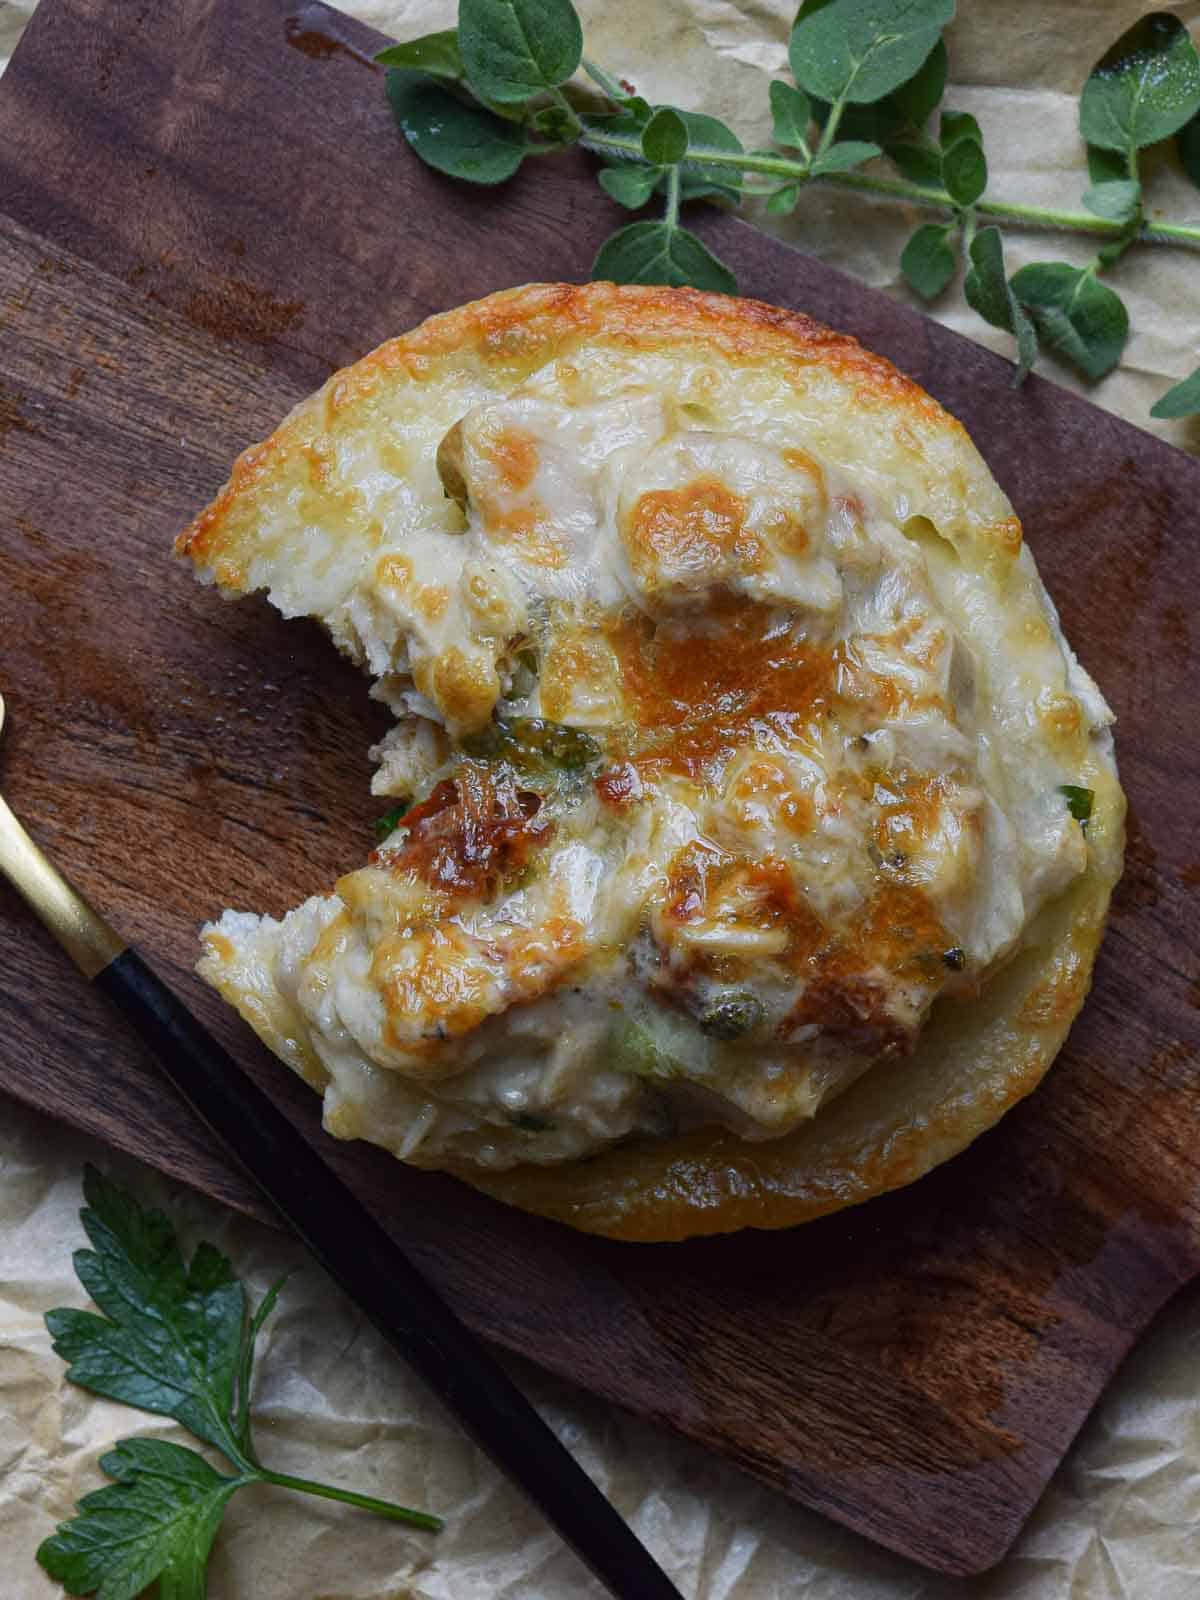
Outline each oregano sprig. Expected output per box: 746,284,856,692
1152,366,1200,417
379,0,1200,417
37,1168,440,1599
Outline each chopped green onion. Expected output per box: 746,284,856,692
1059,785,1094,826
462,716,601,776
373,801,411,842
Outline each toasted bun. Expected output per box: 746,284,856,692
179,283,1123,1240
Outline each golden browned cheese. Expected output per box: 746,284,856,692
177,283,1124,1241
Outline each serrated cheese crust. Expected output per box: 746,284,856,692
179,283,1123,1240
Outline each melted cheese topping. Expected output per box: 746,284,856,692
196,339,1111,1175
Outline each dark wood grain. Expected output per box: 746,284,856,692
1,0,1198,1577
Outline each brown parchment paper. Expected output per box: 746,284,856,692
3,2,1200,1596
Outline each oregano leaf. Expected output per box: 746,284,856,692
675,110,745,200
678,170,740,202
813,37,947,140
886,141,943,187
582,106,743,200
374,31,465,82
1010,261,1130,380
962,227,1012,326
964,226,1038,384
598,164,663,208
458,0,583,103
811,139,883,174
939,109,982,149
641,107,688,165
387,72,527,184
891,37,947,126
941,135,986,204
1082,178,1141,222
1014,311,1040,388
770,80,812,150
789,0,955,107
766,183,803,214
1086,144,1128,183
901,222,956,298
1095,227,1140,270
593,220,737,292
1150,366,1200,417
1079,12,1200,154
531,103,576,141
813,96,899,140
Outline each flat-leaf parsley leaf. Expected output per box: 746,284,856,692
38,1168,440,1599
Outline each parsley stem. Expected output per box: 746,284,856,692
257,1469,444,1531
579,127,1200,250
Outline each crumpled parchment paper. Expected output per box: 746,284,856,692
3,2,1200,1596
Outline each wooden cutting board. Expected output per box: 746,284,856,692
1,0,1198,1577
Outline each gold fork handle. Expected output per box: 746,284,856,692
0,795,126,978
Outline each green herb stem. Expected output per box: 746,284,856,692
815,90,848,157
257,1470,444,1532
580,56,626,102
821,171,1192,242
984,204,1198,249
548,84,583,137
579,125,1200,249
524,138,574,158
581,127,794,178
1142,216,1200,246
664,162,682,227
235,1275,287,1462
815,169,1119,230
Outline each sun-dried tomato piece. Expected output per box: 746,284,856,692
381,763,551,900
